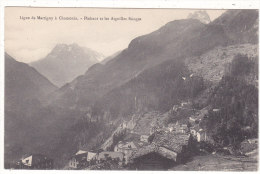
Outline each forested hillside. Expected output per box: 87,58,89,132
205,54,258,148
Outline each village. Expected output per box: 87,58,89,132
14,102,258,170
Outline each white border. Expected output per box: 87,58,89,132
0,0,259,9
0,0,259,174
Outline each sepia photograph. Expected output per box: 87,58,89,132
2,2,259,171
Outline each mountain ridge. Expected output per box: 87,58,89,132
5,53,57,108
5,53,58,164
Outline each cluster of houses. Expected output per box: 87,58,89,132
129,130,191,170
15,154,54,169
64,104,214,170
67,150,125,169
188,108,210,142
190,125,208,142
15,103,212,170
66,132,151,169
65,117,210,170
168,102,209,143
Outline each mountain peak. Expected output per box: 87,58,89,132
187,11,211,24
51,43,105,61
52,43,83,54
55,43,80,48
31,43,104,87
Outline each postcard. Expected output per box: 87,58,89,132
1,1,259,172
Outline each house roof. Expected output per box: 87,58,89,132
121,142,137,149
72,152,88,161
152,130,190,153
130,144,178,161
97,152,124,161
157,147,178,161
131,144,157,159
123,132,141,142
71,151,97,161
117,140,145,150
117,132,149,150
75,150,88,155
130,131,190,161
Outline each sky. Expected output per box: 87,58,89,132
5,7,225,63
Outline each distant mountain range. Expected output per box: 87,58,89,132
31,43,104,87
4,10,259,168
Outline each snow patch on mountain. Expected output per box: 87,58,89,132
187,11,211,24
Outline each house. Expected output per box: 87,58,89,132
114,142,137,154
68,150,97,169
121,121,128,129
87,152,97,161
189,116,201,126
190,125,208,142
240,138,258,155
127,117,136,130
213,108,220,112
181,102,188,107
75,150,87,155
172,105,179,112
179,124,188,133
19,154,53,169
140,135,149,143
130,131,191,170
190,124,199,137
68,151,87,169
189,117,197,122
114,141,138,164
248,138,258,144
196,129,207,142
168,127,173,133
190,128,197,137
96,152,124,165
68,157,77,169
189,108,209,125
167,123,188,134
129,145,176,170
